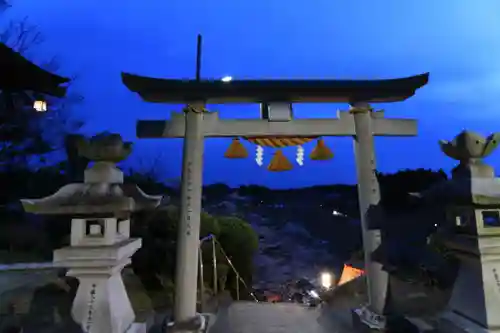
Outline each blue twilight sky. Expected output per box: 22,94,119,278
4,0,500,188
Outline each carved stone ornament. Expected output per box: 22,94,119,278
77,132,133,163
440,131,500,161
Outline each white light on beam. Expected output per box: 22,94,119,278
221,76,233,83
296,146,304,166
33,100,47,112
256,145,264,166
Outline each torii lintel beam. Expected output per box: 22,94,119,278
136,111,417,138
121,72,429,104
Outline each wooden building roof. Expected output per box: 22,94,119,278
0,43,70,97
121,72,429,104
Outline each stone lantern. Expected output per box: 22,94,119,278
416,131,500,333
21,133,162,333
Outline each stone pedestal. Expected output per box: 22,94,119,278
352,309,380,333
439,230,500,333
351,306,387,332
54,238,142,333
437,176,500,333
127,323,148,333
352,310,425,333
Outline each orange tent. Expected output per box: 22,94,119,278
337,264,365,286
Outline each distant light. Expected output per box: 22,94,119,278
33,100,47,112
320,272,332,289
221,76,233,82
434,224,438,227
309,290,320,298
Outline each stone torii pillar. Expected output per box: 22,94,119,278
351,102,388,319
139,102,416,324
174,103,206,327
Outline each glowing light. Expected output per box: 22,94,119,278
320,272,332,289
33,100,47,112
332,210,348,217
221,76,233,82
309,290,319,298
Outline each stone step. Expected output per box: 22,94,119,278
405,317,439,333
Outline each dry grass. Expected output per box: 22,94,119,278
0,269,58,314
0,268,168,323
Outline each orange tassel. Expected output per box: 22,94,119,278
224,138,248,158
267,150,293,172
310,139,333,160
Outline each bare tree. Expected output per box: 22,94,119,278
0,0,11,12
127,152,172,178
125,151,181,192
1,17,84,133
0,17,44,54
0,14,84,167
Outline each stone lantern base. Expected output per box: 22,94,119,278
54,238,143,333
126,323,148,333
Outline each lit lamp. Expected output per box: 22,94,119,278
33,100,47,112
320,272,333,289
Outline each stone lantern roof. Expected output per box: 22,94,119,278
21,133,162,216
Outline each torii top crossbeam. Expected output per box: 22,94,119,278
123,72,429,139
121,72,429,104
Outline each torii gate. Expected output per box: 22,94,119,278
122,35,429,330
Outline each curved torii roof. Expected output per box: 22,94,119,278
0,43,70,97
121,72,429,104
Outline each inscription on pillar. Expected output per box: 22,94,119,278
185,161,193,236
85,283,97,333
493,268,500,295
370,157,379,198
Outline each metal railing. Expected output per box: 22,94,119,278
139,201,259,309
198,234,258,312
